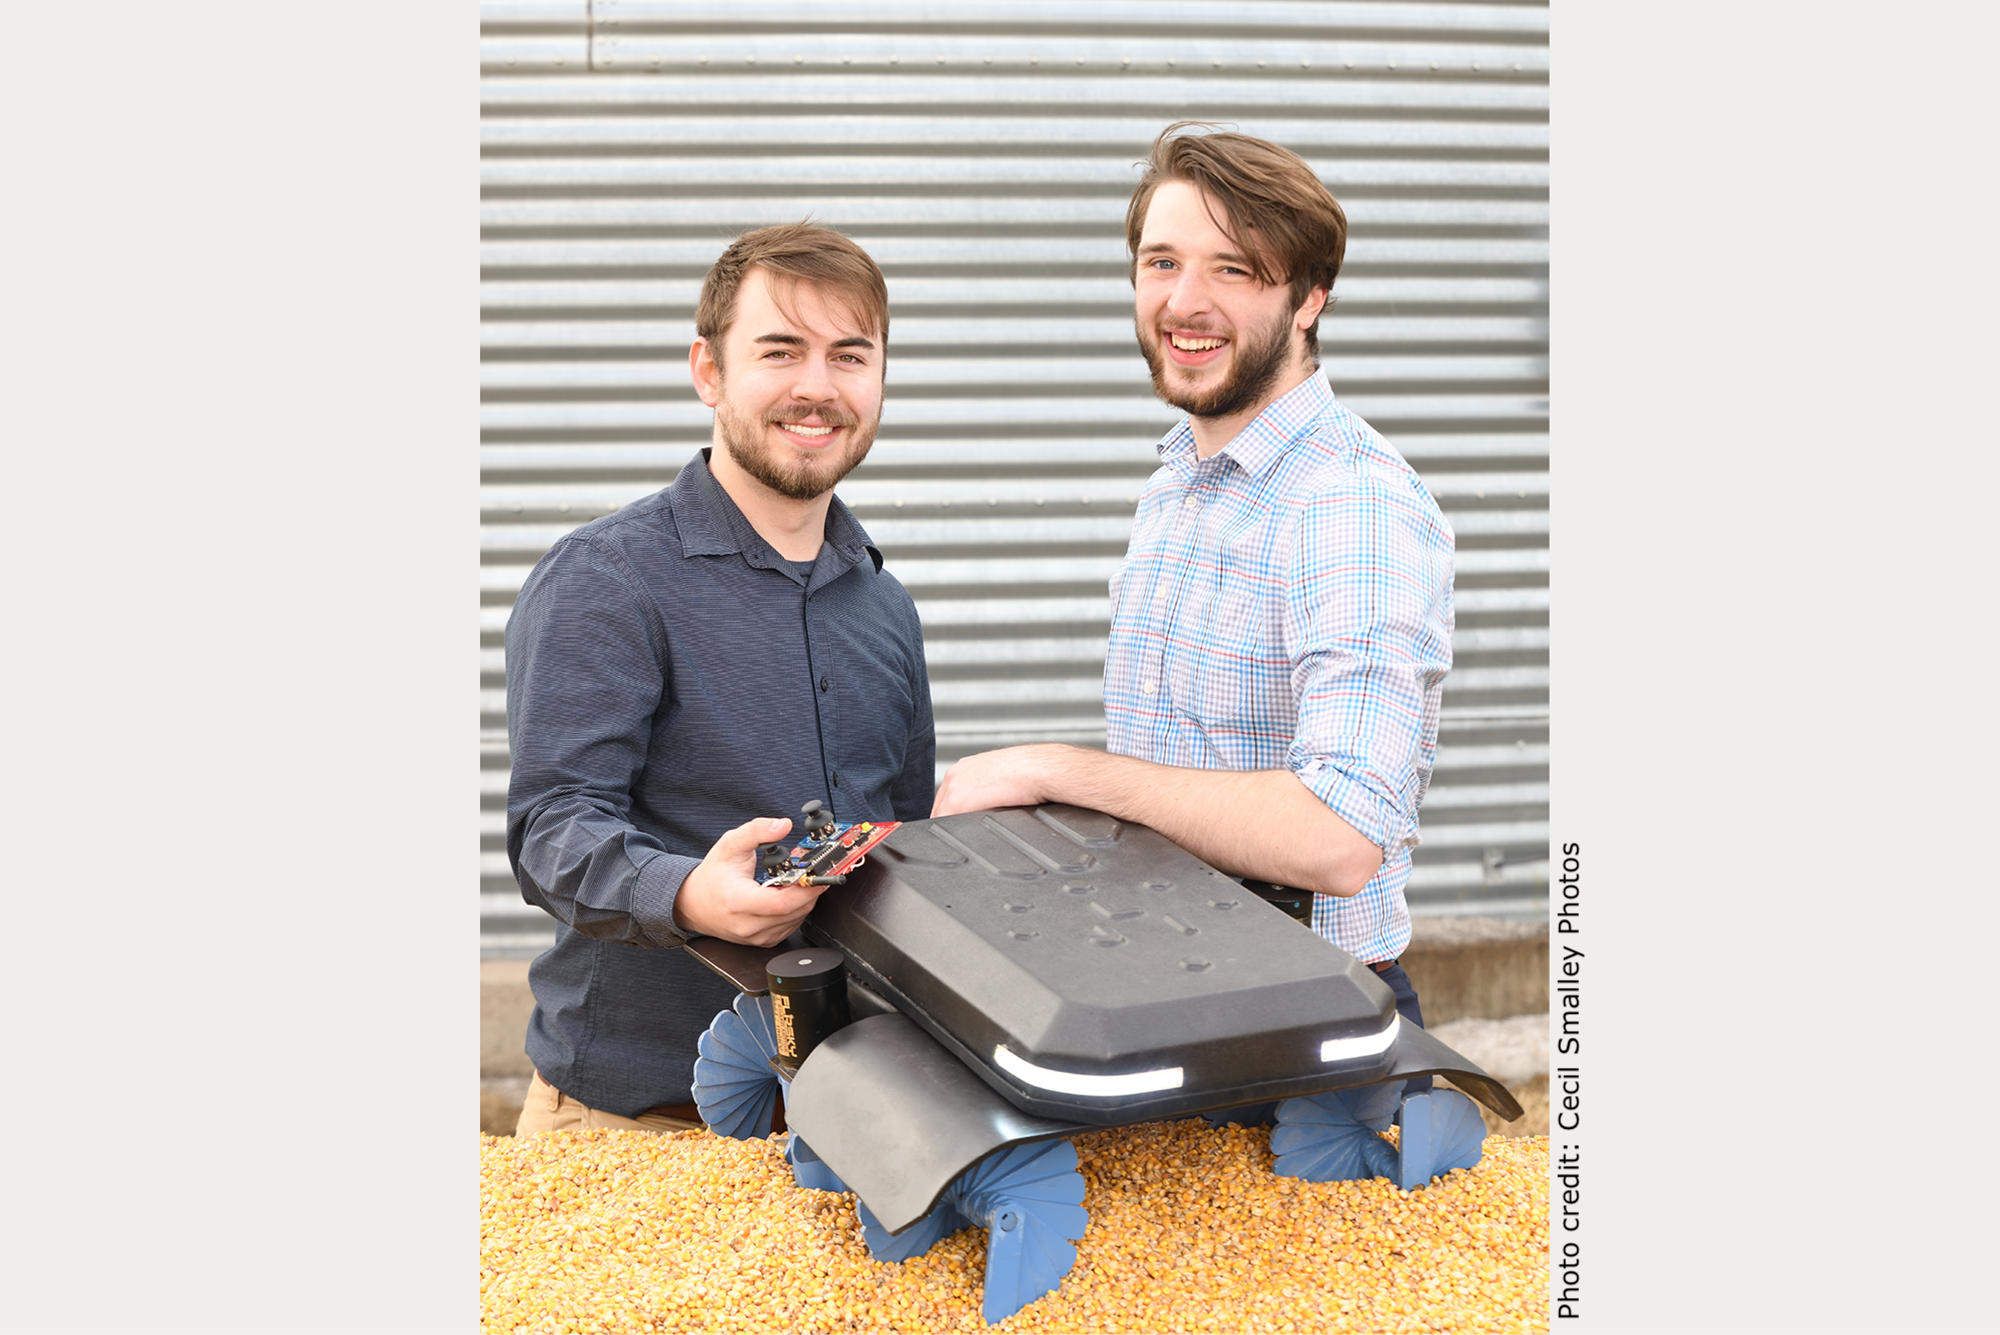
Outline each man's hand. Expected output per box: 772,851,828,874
931,745,1059,817
672,815,831,947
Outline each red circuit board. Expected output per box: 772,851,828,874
759,819,901,887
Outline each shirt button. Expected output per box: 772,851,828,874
1140,679,1157,696
832,772,842,788
1154,585,1169,603
1181,496,1200,508
819,677,829,692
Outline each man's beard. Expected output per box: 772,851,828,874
715,394,880,502
1138,306,1296,421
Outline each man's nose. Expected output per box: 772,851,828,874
1164,271,1212,321
791,354,836,401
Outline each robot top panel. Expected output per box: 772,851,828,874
807,805,1398,1115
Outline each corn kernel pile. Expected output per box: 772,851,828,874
482,1120,1548,1333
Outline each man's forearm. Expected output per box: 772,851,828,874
933,744,1384,898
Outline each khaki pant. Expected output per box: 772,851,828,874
514,1070,704,1137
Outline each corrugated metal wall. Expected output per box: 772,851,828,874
480,0,1550,958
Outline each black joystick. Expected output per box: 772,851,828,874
801,799,836,840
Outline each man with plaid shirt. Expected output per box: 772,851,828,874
934,125,1452,1063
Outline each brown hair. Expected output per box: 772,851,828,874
1125,123,1347,357
696,222,889,365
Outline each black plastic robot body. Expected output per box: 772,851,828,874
688,802,1522,1325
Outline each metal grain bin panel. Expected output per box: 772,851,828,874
481,0,1549,957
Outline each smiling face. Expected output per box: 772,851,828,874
691,266,885,503
1132,180,1327,443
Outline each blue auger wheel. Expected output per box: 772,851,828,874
692,992,784,1141
1270,1083,1486,1188
856,1139,1088,1325
1270,1082,1403,1183
691,993,849,1193
1394,1088,1486,1190
855,1196,973,1265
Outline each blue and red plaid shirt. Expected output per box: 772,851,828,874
1104,372,1454,962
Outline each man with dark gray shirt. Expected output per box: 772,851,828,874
505,224,934,1135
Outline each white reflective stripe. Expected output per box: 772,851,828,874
992,1046,1183,1096
1321,1014,1402,1064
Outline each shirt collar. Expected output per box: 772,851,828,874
670,449,883,576
1157,371,1337,479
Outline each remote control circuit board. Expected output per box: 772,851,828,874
758,800,900,888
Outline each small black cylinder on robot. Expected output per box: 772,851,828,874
766,948,852,1075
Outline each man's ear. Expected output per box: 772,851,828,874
1294,285,1329,331
689,336,722,408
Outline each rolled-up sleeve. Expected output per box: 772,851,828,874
504,539,694,949
1284,474,1454,855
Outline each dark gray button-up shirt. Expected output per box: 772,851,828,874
505,450,935,1114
